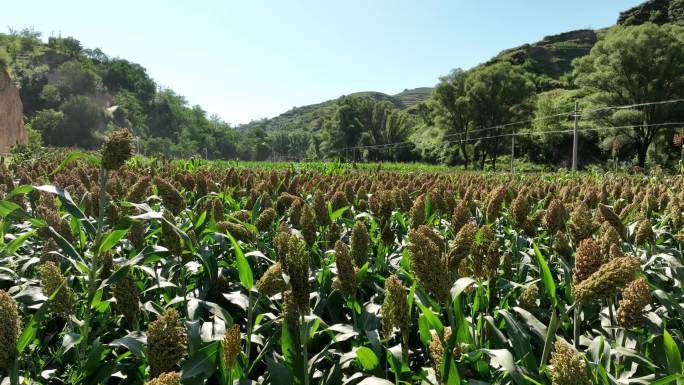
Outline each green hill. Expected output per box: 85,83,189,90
485,29,597,80
393,87,433,107
618,0,684,25
238,88,430,132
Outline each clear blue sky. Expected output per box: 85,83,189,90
5,0,642,124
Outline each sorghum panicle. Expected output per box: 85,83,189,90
409,194,426,228
217,221,254,243
598,203,626,240
518,284,539,314
112,273,140,325
451,199,470,232
568,202,596,242
40,237,61,264
550,341,591,385
572,255,641,304
154,178,185,215
598,221,621,257
145,372,182,385
285,236,310,314
147,308,187,378
126,176,151,203
223,324,241,368
299,204,317,245
486,186,506,222
101,128,134,171
0,289,20,370
616,278,650,328
553,231,573,259
313,192,328,225
543,199,567,234
509,194,529,230
634,219,654,246
332,241,356,296
351,221,370,267
257,262,286,296
572,239,603,285
255,207,276,232
407,228,450,303
40,261,75,319
381,275,409,337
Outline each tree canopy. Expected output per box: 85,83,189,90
572,23,684,167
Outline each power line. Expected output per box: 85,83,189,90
331,99,684,156
334,110,576,153
325,121,684,156
581,99,684,114
272,100,684,162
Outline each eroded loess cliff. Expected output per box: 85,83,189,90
0,68,26,153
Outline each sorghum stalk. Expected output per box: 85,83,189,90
82,165,109,362
245,290,255,376
607,298,616,339
445,301,457,345
300,313,309,385
540,302,579,368
573,307,580,350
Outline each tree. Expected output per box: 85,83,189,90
431,69,471,166
322,96,413,161
321,96,370,158
54,96,104,148
113,90,148,135
249,128,272,161
0,47,9,71
48,36,83,57
148,89,187,141
270,131,291,160
465,62,535,170
29,109,64,144
103,59,156,105
288,131,311,160
573,23,684,167
56,61,102,96
40,84,62,108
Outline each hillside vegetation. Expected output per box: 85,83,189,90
2,0,684,170
239,89,429,134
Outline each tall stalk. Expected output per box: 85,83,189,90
10,357,18,385
300,313,309,385
540,302,579,367
401,329,409,363
573,306,580,349
245,291,254,375
445,301,457,337
607,298,616,340
81,166,108,362
540,308,558,368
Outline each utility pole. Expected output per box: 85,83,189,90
572,101,580,171
510,129,515,173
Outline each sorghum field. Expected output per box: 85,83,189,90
1,130,683,385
